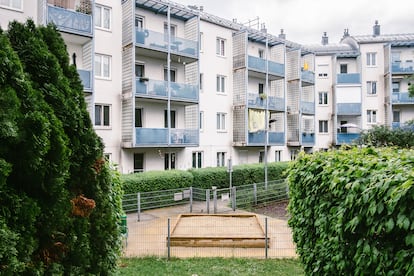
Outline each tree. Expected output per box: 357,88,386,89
358,124,414,148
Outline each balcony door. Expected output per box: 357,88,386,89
164,152,176,170
164,110,176,128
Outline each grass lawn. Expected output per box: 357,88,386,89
118,257,304,276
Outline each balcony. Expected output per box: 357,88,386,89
47,5,92,37
392,61,414,74
247,93,285,111
392,122,401,129
301,101,315,114
247,56,284,78
77,69,92,92
136,78,198,102
248,131,285,145
337,133,360,144
337,103,362,115
301,70,315,85
301,133,315,145
337,73,361,84
136,28,198,59
135,128,198,146
392,92,414,104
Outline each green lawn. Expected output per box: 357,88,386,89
118,257,304,276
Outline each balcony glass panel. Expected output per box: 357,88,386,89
337,73,361,84
392,122,401,129
392,92,414,104
301,101,315,114
392,61,414,74
247,56,284,76
77,69,92,92
135,128,198,146
136,78,198,101
247,94,284,111
301,133,315,144
337,103,362,115
337,133,360,144
136,28,198,58
47,5,92,37
301,70,315,84
248,131,284,145
268,132,284,144
170,129,198,145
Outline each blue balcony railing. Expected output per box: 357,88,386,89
392,61,414,74
248,131,285,145
301,101,315,114
301,70,315,84
136,28,198,58
392,122,401,129
337,133,360,144
247,93,285,111
135,128,198,146
247,56,285,77
136,78,198,102
47,5,92,37
337,103,362,115
301,133,315,144
392,92,414,104
77,69,92,92
337,73,361,84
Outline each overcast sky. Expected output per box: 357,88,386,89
176,0,414,45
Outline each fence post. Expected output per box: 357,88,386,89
231,186,236,211
213,188,217,214
206,189,210,214
253,183,257,206
167,218,171,260
265,217,268,259
137,192,141,222
189,187,193,213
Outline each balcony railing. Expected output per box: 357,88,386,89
337,73,361,84
337,103,362,115
247,56,284,77
301,70,315,84
301,101,315,114
392,122,401,129
337,133,360,144
247,93,285,111
136,28,198,58
47,5,92,37
248,131,285,145
392,61,414,74
136,78,198,102
392,92,414,104
301,133,315,144
135,128,198,146
77,69,92,92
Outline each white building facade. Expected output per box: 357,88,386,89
1,1,413,173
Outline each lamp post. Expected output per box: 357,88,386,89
264,29,269,190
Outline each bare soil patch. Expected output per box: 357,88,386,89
252,200,289,220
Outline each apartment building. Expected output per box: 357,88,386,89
1,1,412,173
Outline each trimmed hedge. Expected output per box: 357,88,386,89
287,147,414,275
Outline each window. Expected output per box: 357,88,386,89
164,68,176,82
367,81,377,95
367,110,377,124
164,152,176,170
95,104,110,126
391,52,401,63
200,73,203,91
163,23,176,42
135,108,142,127
135,64,145,78
95,54,111,78
199,111,204,131
318,91,328,105
340,120,348,133
392,82,400,93
199,32,204,52
259,151,265,163
0,0,22,10
134,153,144,173
217,152,226,167
216,75,225,93
258,49,265,59
317,64,328,78
164,110,176,128
393,110,400,123
340,64,348,74
367,52,377,66
192,151,203,168
318,120,328,133
216,37,225,56
290,149,298,161
135,16,144,29
275,150,282,162
258,83,264,94
216,113,226,131
94,5,111,30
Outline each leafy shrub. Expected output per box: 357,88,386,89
288,147,414,275
358,125,414,148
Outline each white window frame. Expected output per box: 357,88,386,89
0,0,22,10
258,49,265,59
367,52,377,67
318,91,328,105
95,104,111,127
216,75,226,93
216,37,226,56
135,15,144,29
200,73,203,91
94,5,111,30
317,64,328,78
199,111,204,131
367,81,377,95
216,152,226,167
367,110,377,124
192,151,203,168
199,32,204,52
318,120,328,133
275,150,282,162
95,54,111,79
216,112,226,131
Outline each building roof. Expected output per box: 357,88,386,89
305,43,359,57
350,33,414,44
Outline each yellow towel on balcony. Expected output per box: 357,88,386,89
248,109,265,132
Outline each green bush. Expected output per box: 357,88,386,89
288,147,414,275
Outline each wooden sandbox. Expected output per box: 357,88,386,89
168,214,269,248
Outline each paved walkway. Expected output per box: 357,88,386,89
123,201,297,258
